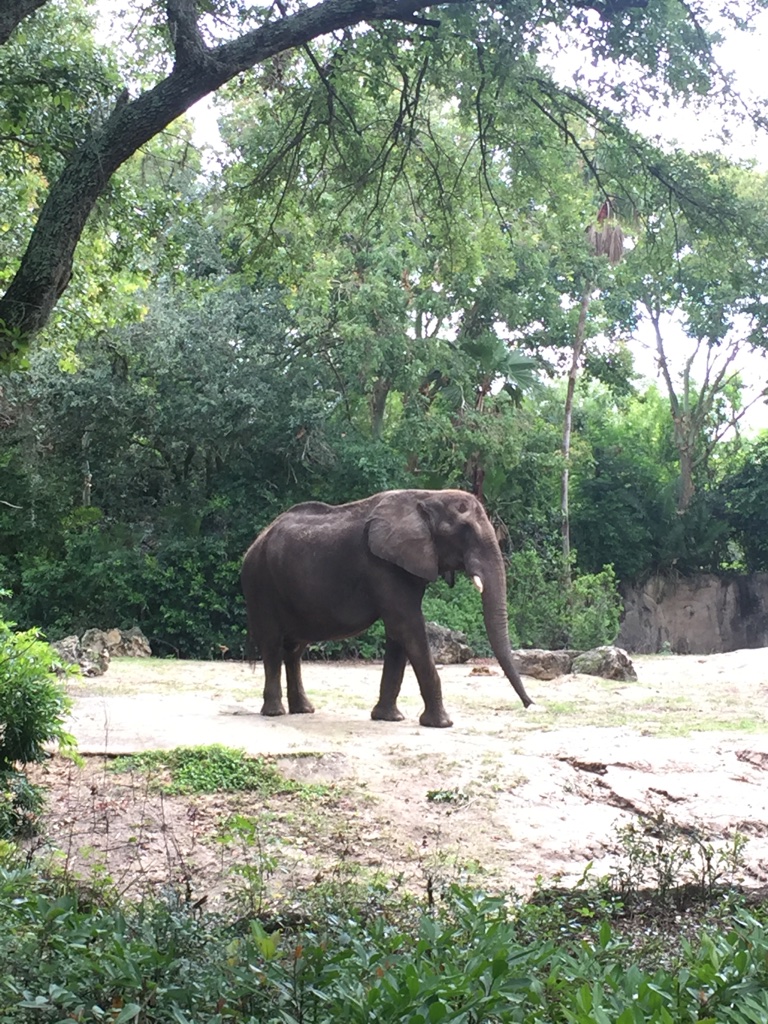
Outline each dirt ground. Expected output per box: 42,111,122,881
27,650,768,906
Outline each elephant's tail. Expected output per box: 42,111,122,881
244,627,259,668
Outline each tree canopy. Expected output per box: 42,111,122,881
2,0,768,362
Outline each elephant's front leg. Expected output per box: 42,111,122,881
284,642,315,714
383,614,453,728
408,638,453,728
371,636,408,722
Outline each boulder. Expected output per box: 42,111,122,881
426,622,473,664
512,649,581,680
571,645,637,682
51,633,110,677
105,626,152,658
82,626,152,658
50,626,151,677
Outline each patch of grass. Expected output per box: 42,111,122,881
656,715,767,737
109,744,328,797
539,701,580,717
426,787,469,805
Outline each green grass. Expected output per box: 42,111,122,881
109,744,328,797
656,715,768,737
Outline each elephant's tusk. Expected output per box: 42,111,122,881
472,574,484,593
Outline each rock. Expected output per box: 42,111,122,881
51,635,81,665
107,626,151,658
50,625,151,677
426,622,473,664
51,633,110,677
81,626,151,658
469,665,496,676
512,649,581,680
618,572,768,654
571,645,637,682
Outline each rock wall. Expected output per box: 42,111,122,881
617,573,768,654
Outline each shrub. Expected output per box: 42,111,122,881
569,564,622,650
0,610,76,838
507,548,622,650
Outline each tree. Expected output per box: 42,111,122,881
609,161,768,512
560,200,625,578
0,0,762,363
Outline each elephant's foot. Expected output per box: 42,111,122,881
288,699,315,714
419,707,453,728
261,700,287,717
371,703,405,722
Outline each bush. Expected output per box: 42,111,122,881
3,864,768,1024
0,610,76,838
423,576,492,655
569,564,622,650
508,548,622,650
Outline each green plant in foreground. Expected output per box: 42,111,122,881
4,845,768,1024
217,812,280,916
0,609,77,838
613,810,748,909
110,744,326,797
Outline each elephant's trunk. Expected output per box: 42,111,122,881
472,551,533,708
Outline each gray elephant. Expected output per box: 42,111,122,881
241,488,533,728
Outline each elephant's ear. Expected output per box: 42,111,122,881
366,499,439,581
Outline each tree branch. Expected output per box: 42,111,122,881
0,0,48,45
166,0,211,70
0,0,467,363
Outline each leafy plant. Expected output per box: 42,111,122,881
217,812,280,916
109,744,325,798
612,809,748,910
0,608,77,838
0,618,76,771
568,564,622,650
426,788,469,805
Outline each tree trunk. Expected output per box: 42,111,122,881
370,377,390,440
561,287,590,580
0,0,47,45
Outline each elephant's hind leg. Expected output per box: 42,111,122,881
371,636,407,722
284,642,315,714
260,641,287,716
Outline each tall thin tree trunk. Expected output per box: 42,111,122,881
561,287,590,582
370,377,390,441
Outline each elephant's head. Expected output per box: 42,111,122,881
366,489,532,708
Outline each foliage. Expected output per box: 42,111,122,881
3,850,768,1024
109,745,325,798
719,432,768,571
612,810,748,911
0,770,44,841
506,548,621,650
0,608,76,837
423,577,493,655
569,564,622,650
0,618,75,771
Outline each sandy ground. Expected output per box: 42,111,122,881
27,649,768,904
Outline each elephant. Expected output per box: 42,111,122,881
240,488,533,728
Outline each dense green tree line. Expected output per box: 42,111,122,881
2,0,768,656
